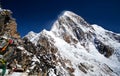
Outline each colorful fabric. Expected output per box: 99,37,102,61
0,64,6,76
0,40,7,49
9,39,13,44
0,59,6,76
0,59,6,65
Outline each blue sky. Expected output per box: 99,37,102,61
2,0,120,37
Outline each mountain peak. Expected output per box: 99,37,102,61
62,11,86,23
51,11,90,29
24,10,120,76
63,11,77,16
51,11,93,41
24,31,37,40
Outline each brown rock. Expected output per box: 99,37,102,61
0,10,20,38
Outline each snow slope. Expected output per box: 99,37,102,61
25,11,120,76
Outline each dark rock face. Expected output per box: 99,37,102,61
34,36,58,74
106,32,120,43
21,36,58,75
23,37,36,54
94,39,114,58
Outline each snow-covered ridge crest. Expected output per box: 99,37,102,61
24,31,37,40
24,29,52,45
63,11,85,22
51,11,90,33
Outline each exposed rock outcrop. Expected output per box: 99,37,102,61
0,9,20,38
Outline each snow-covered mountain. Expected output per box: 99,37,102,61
25,11,120,76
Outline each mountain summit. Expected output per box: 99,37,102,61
25,11,120,76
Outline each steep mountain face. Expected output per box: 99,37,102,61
25,11,120,76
